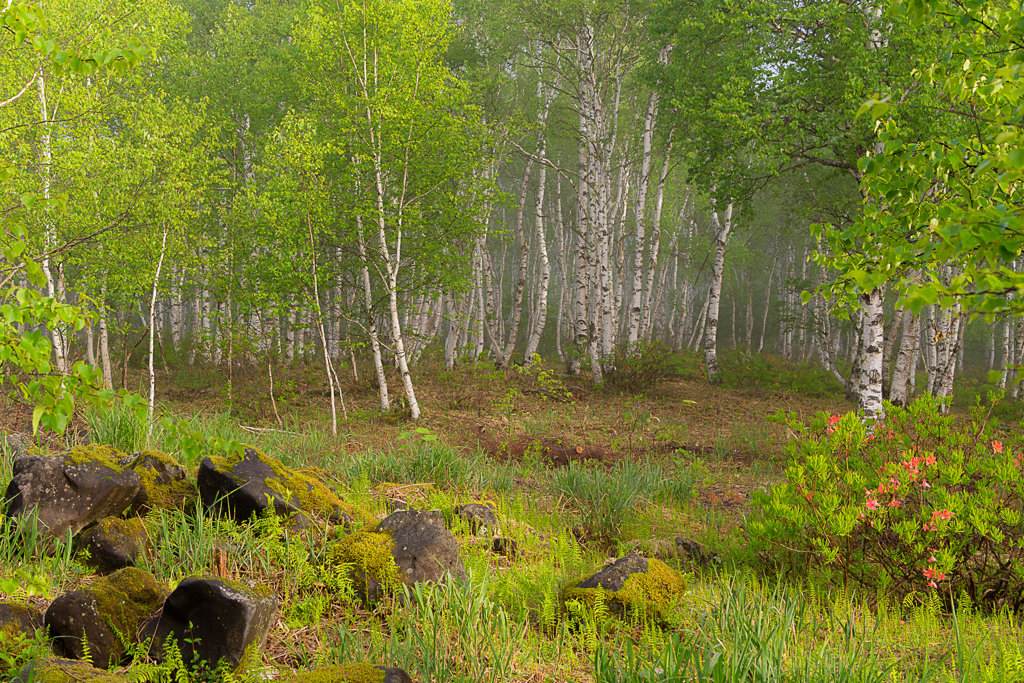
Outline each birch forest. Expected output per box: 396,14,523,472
5,0,1024,424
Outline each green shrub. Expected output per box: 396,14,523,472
718,349,844,398
749,393,1024,605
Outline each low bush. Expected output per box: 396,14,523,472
718,349,845,398
749,393,1024,607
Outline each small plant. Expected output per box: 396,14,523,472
84,400,148,453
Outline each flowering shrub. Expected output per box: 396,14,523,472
748,393,1024,607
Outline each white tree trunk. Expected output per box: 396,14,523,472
98,285,113,389
889,311,920,407
857,286,885,422
357,212,390,412
147,225,169,439
704,201,733,384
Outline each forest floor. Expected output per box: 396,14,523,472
2,350,1022,682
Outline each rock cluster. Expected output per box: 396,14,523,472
0,435,687,683
1,441,424,681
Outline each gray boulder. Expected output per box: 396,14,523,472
197,447,350,526
4,446,140,541
378,510,466,585
457,503,498,536
576,552,648,592
278,664,413,683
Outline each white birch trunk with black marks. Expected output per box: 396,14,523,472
703,201,732,384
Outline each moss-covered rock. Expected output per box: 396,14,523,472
277,663,412,683
0,601,43,636
123,450,196,513
74,517,148,574
198,446,359,525
562,553,686,624
14,658,129,683
4,447,140,541
44,567,167,669
329,531,402,601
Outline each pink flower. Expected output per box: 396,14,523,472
925,454,937,466
919,479,931,489
866,497,880,511
888,499,901,508
993,440,1004,454
932,509,954,523
928,580,938,588
929,555,937,563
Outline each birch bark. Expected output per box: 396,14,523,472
704,201,733,384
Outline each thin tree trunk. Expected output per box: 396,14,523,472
147,225,169,440
889,311,919,407
704,201,733,384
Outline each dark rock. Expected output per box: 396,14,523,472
378,510,466,584
675,537,721,566
122,451,193,513
278,663,413,683
491,538,519,561
45,567,167,669
4,446,140,541
197,447,351,524
75,517,148,574
0,601,43,635
15,658,130,683
576,552,648,592
457,503,498,535
141,576,278,672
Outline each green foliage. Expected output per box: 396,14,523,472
85,400,149,453
750,394,1024,604
606,343,675,394
718,350,845,398
817,0,1024,316
0,624,50,680
547,460,697,540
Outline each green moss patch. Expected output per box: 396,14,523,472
329,531,401,597
19,659,129,683
89,567,167,639
129,450,196,511
66,444,127,472
279,662,386,683
562,558,686,624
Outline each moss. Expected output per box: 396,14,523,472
95,516,145,540
65,444,127,472
129,451,196,511
278,662,386,683
206,575,276,600
213,445,358,521
88,567,167,642
562,558,686,623
21,659,128,683
329,531,401,597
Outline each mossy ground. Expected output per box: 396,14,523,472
279,662,385,683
